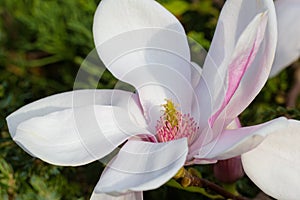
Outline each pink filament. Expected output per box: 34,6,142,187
156,113,199,145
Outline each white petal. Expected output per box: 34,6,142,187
193,117,288,160
90,192,143,200
242,120,300,200
93,0,187,48
190,62,202,89
8,90,151,166
94,138,188,193
7,89,146,137
13,105,151,166
190,62,203,123
270,0,300,77
93,0,195,126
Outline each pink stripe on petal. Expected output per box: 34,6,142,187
209,12,268,127
209,42,257,125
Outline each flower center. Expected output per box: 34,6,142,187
156,100,199,144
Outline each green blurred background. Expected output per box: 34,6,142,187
0,0,297,199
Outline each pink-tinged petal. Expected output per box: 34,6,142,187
203,0,276,70
218,1,277,126
93,0,196,127
94,138,188,193
192,117,288,160
191,117,241,156
11,104,151,166
270,0,300,77
242,120,300,199
195,0,277,130
188,119,243,162
90,192,143,200
209,11,268,126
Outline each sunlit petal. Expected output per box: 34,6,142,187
242,120,300,199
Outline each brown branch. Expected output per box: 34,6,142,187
174,168,248,200
212,0,225,9
197,177,248,200
287,64,300,108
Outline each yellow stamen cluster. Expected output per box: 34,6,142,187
162,100,179,127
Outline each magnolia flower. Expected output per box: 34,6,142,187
270,0,300,77
6,0,300,199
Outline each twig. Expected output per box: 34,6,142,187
174,167,248,200
287,64,300,108
198,177,248,200
212,0,225,9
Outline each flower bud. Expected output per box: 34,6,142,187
213,156,244,183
